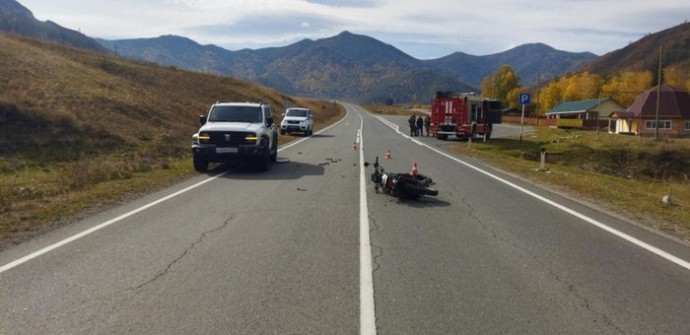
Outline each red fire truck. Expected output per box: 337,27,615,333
429,91,502,140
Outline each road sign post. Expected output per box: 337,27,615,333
518,93,531,144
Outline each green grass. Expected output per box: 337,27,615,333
451,127,690,241
0,33,344,245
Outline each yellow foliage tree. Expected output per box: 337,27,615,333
480,76,494,98
562,72,603,100
538,72,605,114
494,65,521,107
480,65,520,107
664,66,690,93
540,79,565,113
506,87,523,109
601,71,653,107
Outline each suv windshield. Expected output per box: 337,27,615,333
209,106,262,123
286,109,309,117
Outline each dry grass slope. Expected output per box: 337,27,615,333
0,32,344,245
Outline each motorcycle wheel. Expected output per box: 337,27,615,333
422,187,439,196
400,183,438,198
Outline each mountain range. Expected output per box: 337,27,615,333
583,21,690,77
2,0,689,103
98,32,596,102
0,0,106,52
97,32,482,102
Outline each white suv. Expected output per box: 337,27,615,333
280,107,313,136
191,102,278,172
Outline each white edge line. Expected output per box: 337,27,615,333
357,107,377,335
0,175,224,274
0,108,353,275
375,116,690,272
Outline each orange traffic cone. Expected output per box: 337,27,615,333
411,161,418,176
352,142,358,150
385,149,392,160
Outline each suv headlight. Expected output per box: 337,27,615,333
193,132,210,145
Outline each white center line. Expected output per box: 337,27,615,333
355,106,377,335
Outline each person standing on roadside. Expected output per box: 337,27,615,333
416,115,424,136
424,115,431,137
408,113,417,136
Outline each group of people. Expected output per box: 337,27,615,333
408,113,431,137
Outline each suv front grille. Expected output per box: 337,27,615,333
204,131,256,147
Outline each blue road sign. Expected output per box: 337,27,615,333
519,93,531,105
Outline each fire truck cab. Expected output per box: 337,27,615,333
430,91,502,141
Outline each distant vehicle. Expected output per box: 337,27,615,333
430,91,502,141
191,102,278,172
280,107,313,136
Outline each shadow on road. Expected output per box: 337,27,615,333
200,158,327,181
308,134,335,138
385,197,451,208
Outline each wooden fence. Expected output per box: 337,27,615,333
501,116,610,130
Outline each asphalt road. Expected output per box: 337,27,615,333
1,103,689,334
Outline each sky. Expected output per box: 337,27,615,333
18,0,690,59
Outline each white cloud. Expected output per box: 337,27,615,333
16,0,690,58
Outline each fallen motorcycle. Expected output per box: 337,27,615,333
365,156,438,199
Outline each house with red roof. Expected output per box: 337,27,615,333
610,83,690,136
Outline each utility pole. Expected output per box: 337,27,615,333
655,46,662,140
596,91,602,140
534,72,541,121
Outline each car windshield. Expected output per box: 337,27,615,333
209,106,262,123
286,109,308,117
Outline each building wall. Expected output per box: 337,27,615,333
632,118,690,137
613,119,634,133
594,100,626,119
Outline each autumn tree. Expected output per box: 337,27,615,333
562,72,603,101
664,66,690,92
536,72,608,113
480,65,520,107
540,79,566,113
480,76,494,98
506,87,524,110
601,71,653,107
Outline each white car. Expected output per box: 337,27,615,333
280,107,313,136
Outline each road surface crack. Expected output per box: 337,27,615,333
545,267,626,334
460,196,625,333
369,215,383,275
133,215,234,290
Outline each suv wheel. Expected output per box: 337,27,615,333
270,139,278,163
193,155,209,172
256,153,270,171
256,138,271,171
